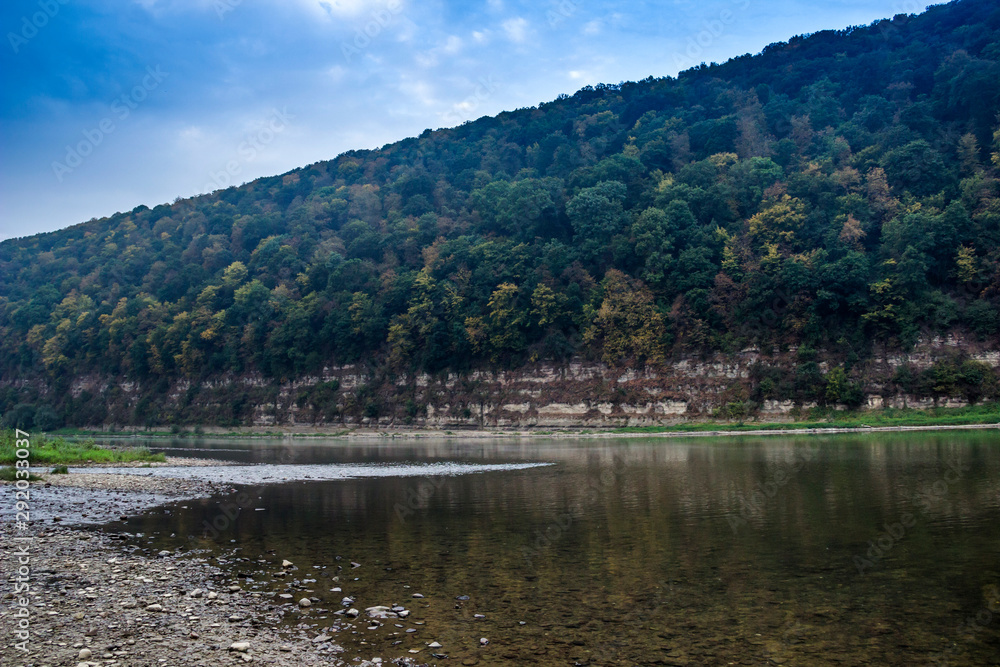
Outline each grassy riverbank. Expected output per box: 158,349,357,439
611,402,1000,434
0,429,166,465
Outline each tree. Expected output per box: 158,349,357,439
566,181,630,267
880,140,952,197
584,270,666,366
747,195,808,248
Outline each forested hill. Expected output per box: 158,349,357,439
2,0,1000,424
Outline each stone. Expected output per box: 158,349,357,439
228,584,241,592
480,637,489,646
346,607,360,618
366,605,398,619
229,641,251,652
298,598,312,608
281,560,293,568
158,550,171,556
190,588,204,598
72,612,85,620
145,604,163,612
412,593,424,598
78,648,93,659
207,591,218,600
429,641,443,648
312,634,332,643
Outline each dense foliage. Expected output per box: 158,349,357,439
2,0,1000,423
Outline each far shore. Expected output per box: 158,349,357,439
53,419,1000,441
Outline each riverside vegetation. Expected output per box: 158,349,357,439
0,428,165,466
2,0,1000,428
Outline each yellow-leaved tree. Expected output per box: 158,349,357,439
584,270,666,366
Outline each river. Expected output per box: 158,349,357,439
91,431,1000,665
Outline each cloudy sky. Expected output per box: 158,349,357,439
0,0,927,241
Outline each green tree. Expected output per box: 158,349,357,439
584,270,666,366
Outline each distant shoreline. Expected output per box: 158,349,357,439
54,420,1000,441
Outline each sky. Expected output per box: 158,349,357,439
0,0,929,242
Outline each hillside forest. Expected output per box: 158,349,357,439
2,0,1000,427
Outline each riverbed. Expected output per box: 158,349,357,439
4,431,1000,665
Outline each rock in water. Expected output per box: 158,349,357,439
365,605,398,619
298,598,312,608
229,641,251,652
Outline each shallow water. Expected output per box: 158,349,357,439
98,432,1000,666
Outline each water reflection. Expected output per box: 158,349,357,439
103,432,1000,665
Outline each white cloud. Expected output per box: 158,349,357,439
414,35,464,68
314,0,400,18
472,29,491,44
133,0,404,21
583,20,602,35
501,17,528,43
442,35,463,54
398,78,436,108
178,125,205,142
487,0,504,11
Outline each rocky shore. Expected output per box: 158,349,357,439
0,460,407,667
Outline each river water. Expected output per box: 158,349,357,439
95,431,1000,666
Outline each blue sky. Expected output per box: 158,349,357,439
0,0,928,241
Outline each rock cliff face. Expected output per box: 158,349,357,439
50,335,999,431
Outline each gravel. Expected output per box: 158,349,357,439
0,459,422,666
